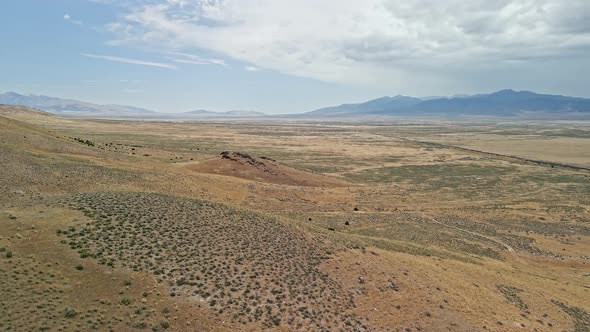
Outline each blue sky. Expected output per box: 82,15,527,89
1,0,589,114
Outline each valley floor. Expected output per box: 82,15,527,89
1,106,589,331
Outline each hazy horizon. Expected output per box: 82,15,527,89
7,88,590,115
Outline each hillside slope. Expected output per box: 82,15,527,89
186,151,348,187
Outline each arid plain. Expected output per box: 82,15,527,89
1,106,589,331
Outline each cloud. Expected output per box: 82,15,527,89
81,53,177,69
63,13,83,25
244,66,259,72
169,52,227,66
101,0,590,86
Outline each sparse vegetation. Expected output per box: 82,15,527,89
72,137,96,147
1,108,589,332
59,192,366,331
553,300,590,332
498,285,528,310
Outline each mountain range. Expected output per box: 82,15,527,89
2,90,590,120
0,92,264,119
307,89,590,118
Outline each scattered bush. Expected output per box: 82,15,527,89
64,308,77,318
59,192,366,330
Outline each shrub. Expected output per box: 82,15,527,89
64,308,77,318
132,322,147,329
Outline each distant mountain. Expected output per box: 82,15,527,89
393,90,590,116
4,90,590,120
0,92,265,119
309,95,422,116
0,91,156,118
306,90,590,118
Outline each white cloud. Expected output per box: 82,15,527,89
64,13,83,25
81,53,177,70
169,52,227,66
102,0,590,86
244,66,259,72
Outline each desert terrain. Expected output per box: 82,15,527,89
1,105,589,331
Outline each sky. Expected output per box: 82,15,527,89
1,0,589,114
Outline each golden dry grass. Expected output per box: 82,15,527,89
1,106,589,331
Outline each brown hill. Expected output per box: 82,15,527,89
186,151,348,187
0,107,141,200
